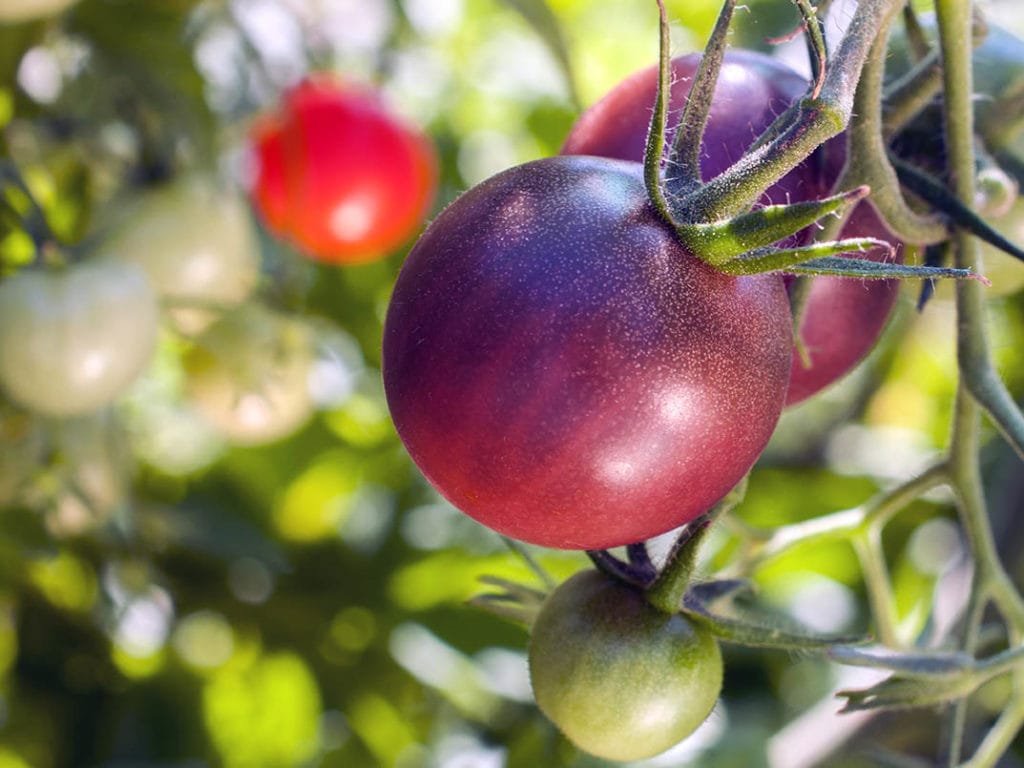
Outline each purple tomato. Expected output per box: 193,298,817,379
562,51,900,406
383,156,792,550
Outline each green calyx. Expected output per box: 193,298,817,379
643,0,991,287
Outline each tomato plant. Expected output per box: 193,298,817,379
105,174,260,335
561,51,900,405
529,569,722,762
0,259,159,417
183,304,316,446
248,76,437,265
383,155,792,550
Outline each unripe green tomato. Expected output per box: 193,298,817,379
106,175,260,335
529,570,722,762
183,305,315,446
0,260,159,417
0,0,78,23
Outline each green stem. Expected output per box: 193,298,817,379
852,524,901,648
841,9,948,245
960,700,1024,768
937,1,1024,764
643,0,674,225
665,0,736,193
882,50,942,139
646,519,713,614
648,478,748,614
726,463,947,577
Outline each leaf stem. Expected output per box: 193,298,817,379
852,524,901,648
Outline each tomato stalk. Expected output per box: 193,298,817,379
662,0,737,197
680,0,900,221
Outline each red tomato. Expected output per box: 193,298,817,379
248,76,437,264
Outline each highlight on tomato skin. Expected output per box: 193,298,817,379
247,76,438,265
561,50,901,406
382,155,792,550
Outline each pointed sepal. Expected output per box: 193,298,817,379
828,644,1013,713
784,255,989,283
665,0,738,194
676,186,870,264
467,575,548,627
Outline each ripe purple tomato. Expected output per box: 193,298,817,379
383,156,792,550
562,51,899,406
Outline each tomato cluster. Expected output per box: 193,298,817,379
383,51,902,549
0,174,320,447
1,70,441,445
247,77,438,265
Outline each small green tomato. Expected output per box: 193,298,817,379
528,569,722,762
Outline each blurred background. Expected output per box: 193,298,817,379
2,0,1024,766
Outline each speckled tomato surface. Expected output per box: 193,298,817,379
383,156,792,549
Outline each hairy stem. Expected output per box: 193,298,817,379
681,0,907,221
937,0,1024,763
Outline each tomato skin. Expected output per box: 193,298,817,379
562,51,899,406
383,155,791,550
106,174,260,334
0,260,159,417
248,77,437,264
529,569,722,762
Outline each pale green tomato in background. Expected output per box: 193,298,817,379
183,305,315,446
0,260,159,417
0,0,79,23
106,175,261,335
